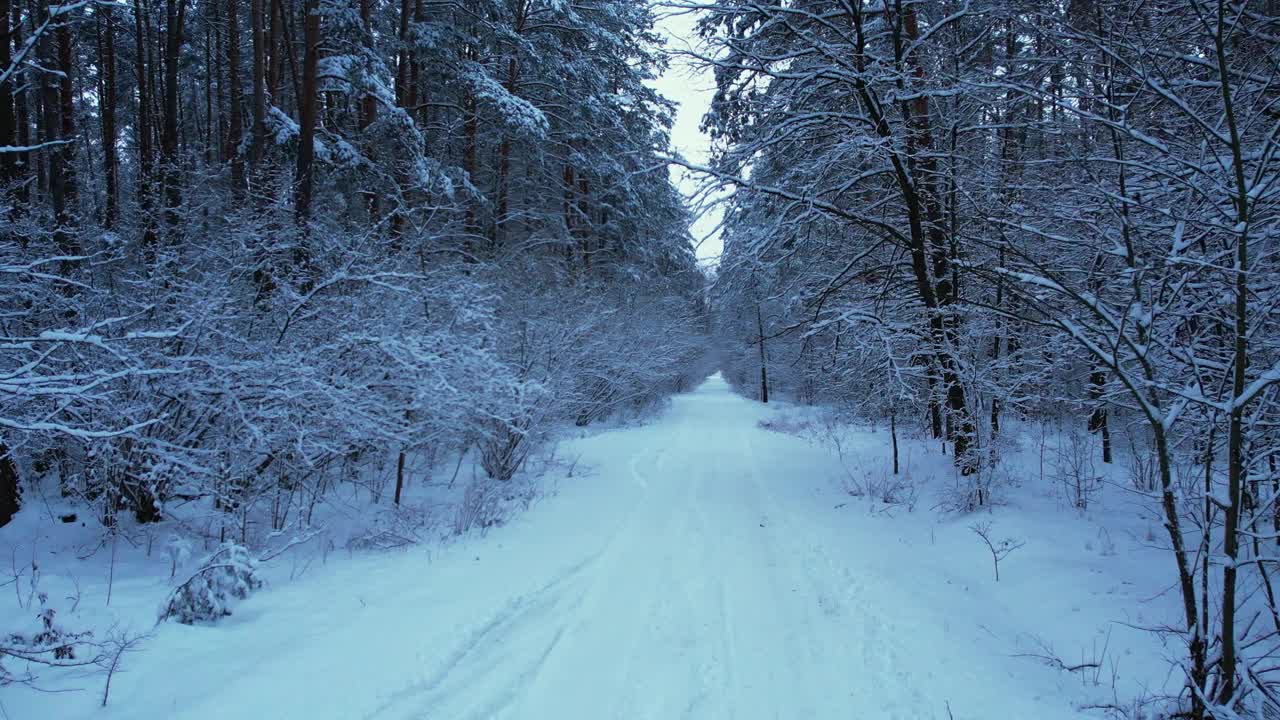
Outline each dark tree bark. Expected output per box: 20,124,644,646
204,10,214,164
0,441,19,527
358,0,375,132
135,0,157,249
756,301,769,404
461,87,478,251
160,0,187,233
394,450,405,506
394,0,412,107
40,0,75,256
845,1,975,471
293,0,317,225
1217,17,1252,698
267,0,281,102
407,0,421,112
890,408,899,475
897,4,974,472
562,162,574,262
0,0,14,187
577,175,590,269
226,0,244,191
357,0,376,219
97,6,119,228
11,1,29,206
249,0,265,168
1087,366,1112,463
56,7,75,211
494,3,527,249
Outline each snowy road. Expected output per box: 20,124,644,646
368,375,927,720
341,375,1076,720
73,374,1107,720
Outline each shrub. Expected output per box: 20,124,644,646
2,597,95,686
159,543,263,624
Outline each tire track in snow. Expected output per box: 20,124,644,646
379,444,674,720
361,549,603,720
370,380,954,719
745,425,935,719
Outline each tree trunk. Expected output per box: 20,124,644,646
293,0,317,225
898,5,975,472
756,301,769,404
267,0,282,104
160,0,186,233
0,441,18,527
358,0,375,132
577,175,590,269
462,88,478,254
134,0,157,250
890,408,899,475
97,6,119,228
495,52,519,249
394,0,412,107
250,0,266,168
0,0,14,188
41,1,73,255
357,0,377,219
226,0,244,191
1087,366,1112,463
393,450,406,506
1271,452,1278,548
926,371,942,440
11,1,29,206
56,9,76,212
204,13,214,165
1216,8,1251,698
847,3,972,470
562,162,574,262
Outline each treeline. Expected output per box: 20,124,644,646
0,0,709,532
694,0,1279,716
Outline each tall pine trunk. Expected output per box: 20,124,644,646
293,0,317,225
249,0,265,168
11,1,30,206
160,0,186,234
226,0,243,192
0,441,17,527
97,7,119,229
0,0,14,189
135,0,157,250
41,1,75,256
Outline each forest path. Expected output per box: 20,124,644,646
365,374,920,719
350,374,1067,720
124,375,1089,720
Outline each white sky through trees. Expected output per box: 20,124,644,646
652,6,723,269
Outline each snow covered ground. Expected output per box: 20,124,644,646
5,374,1182,719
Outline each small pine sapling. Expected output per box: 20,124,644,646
159,543,263,624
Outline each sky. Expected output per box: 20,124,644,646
649,6,724,269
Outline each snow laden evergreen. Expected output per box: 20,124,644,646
0,0,709,531
159,544,264,624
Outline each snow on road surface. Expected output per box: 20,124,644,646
12,374,1175,719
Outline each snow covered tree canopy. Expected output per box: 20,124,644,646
0,0,710,530
692,0,1280,715
7,0,1280,717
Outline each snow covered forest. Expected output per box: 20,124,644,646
0,0,712,527
4,0,1280,718
702,0,1280,716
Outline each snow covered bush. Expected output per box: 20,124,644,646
1053,426,1101,510
1,598,95,686
159,544,263,624
453,478,504,537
